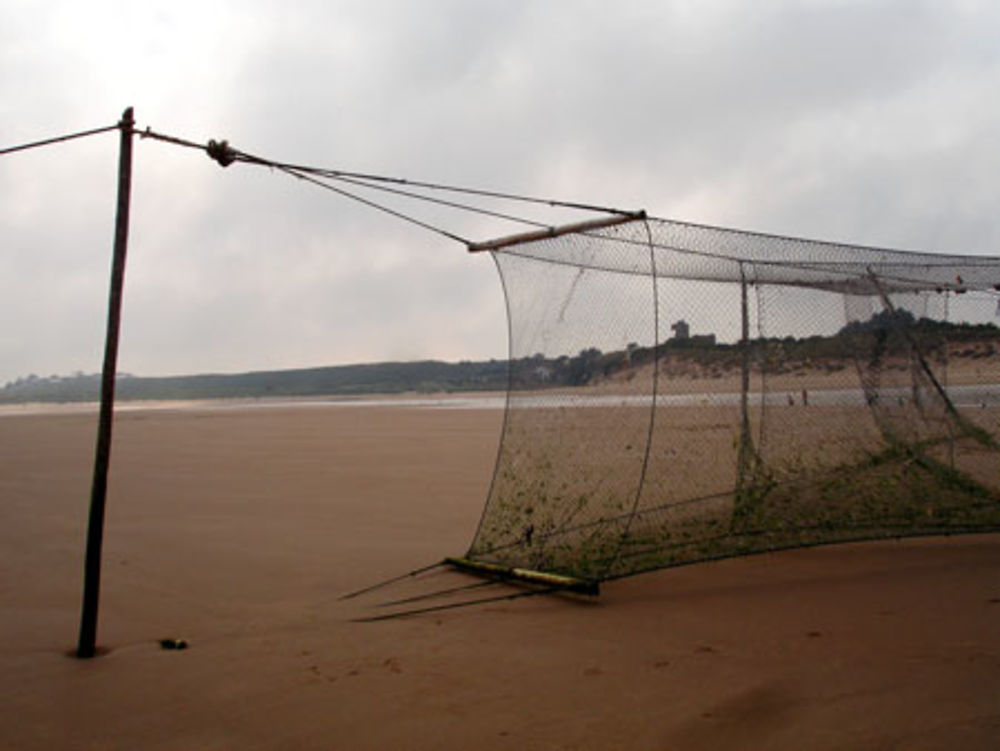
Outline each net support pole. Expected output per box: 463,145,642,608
444,557,600,596
866,268,994,450
943,291,955,467
466,212,645,253
737,264,752,483
76,107,135,659
731,264,758,532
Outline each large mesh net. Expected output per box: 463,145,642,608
464,216,1000,584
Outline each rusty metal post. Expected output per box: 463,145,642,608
77,107,135,658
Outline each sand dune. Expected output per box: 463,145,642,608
0,402,998,750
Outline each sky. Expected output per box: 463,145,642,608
2,0,999,384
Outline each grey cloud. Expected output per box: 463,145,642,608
2,0,999,384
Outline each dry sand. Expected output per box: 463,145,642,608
1,401,998,750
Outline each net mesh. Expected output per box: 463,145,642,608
465,216,1000,583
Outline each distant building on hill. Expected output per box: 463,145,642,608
670,319,715,348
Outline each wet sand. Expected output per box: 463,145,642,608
1,402,998,750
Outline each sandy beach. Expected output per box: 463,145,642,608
1,401,998,750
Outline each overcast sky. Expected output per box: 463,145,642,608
2,0,999,384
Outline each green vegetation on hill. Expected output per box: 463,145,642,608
509,314,999,389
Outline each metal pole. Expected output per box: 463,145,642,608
738,265,752,482
77,107,134,658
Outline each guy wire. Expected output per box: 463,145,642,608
0,123,121,157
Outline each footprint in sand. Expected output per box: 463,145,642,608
308,665,336,683
383,657,403,674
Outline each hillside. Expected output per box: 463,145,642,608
0,360,510,404
3,314,997,404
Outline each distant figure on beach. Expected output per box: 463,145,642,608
801,389,808,406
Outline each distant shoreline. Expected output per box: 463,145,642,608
0,392,510,417
4,378,999,418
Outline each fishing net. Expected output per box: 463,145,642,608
460,215,1000,586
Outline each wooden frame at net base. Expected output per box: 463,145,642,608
444,556,601,596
